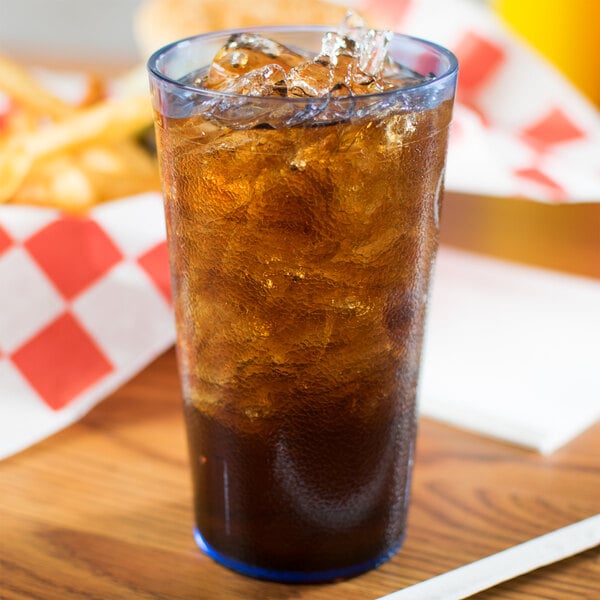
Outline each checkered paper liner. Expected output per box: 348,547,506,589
363,0,600,201
1,0,600,459
0,194,175,459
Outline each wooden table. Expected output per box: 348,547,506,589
1,349,598,599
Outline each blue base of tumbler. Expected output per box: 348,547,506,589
193,527,404,583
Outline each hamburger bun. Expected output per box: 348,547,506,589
135,0,351,57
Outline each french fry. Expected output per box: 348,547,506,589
0,52,159,211
76,141,160,202
11,153,98,211
12,141,160,212
0,55,72,120
0,102,38,140
78,75,108,108
0,94,154,203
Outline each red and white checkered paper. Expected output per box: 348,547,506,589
1,0,599,459
0,194,174,458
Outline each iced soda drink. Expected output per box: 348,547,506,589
149,18,457,582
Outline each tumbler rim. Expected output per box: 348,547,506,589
147,25,458,104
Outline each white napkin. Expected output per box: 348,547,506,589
420,247,600,453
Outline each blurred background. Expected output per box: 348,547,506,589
0,0,144,72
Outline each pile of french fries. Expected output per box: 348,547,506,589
0,56,158,212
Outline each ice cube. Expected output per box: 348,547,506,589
319,32,349,67
286,12,400,98
287,60,334,98
338,10,368,39
204,33,306,91
357,29,393,79
217,64,288,97
189,16,435,128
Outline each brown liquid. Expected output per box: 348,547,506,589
184,388,416,573
157,97,452,576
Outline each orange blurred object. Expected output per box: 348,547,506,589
494,0,600,106
440,192,600,280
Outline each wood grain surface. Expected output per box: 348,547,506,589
1,349,599,599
